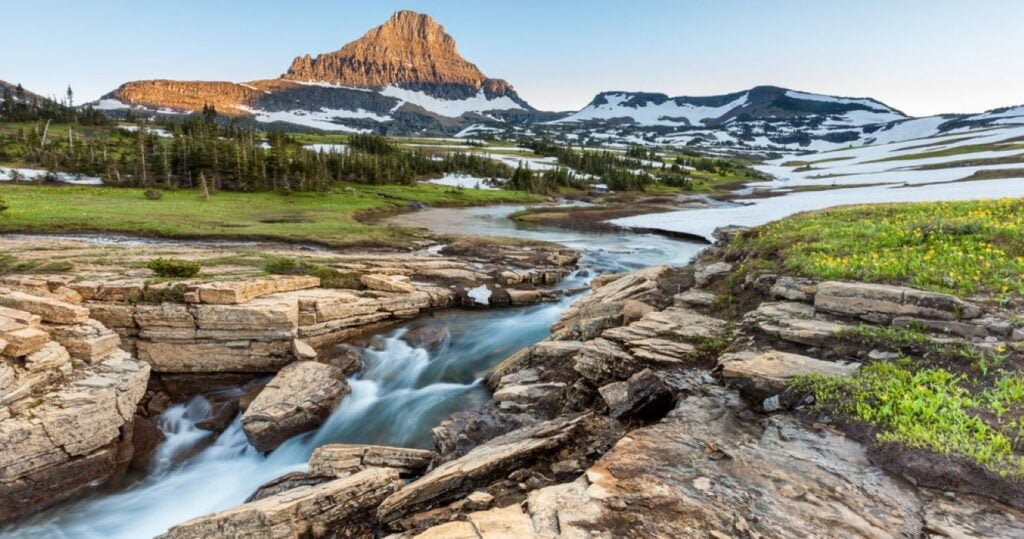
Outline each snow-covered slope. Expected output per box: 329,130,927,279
534,85,1024,154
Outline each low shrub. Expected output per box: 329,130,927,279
147,258,201,278
262,256,300,275
262,256,362,289
144,189,163,200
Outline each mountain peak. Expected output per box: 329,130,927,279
282,10,515,100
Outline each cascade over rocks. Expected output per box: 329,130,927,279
0,235,580,521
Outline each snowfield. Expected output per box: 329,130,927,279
612,123,1024,240
554,92,749,127
613,178,1024,242
783,90,897,113
239,106,385,132
380,86,525,117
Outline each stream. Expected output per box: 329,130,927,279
3,205,707,538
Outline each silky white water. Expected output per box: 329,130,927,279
3,208,704,538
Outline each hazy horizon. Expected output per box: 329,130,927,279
3,0,1022,116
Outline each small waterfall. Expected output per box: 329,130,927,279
4,300,571,538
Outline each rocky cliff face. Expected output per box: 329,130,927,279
283,10,516,100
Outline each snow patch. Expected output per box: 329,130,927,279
380,86,525,118
784,90,895,113
466,285,492,305
1,167,103,185
425,174,497,190
554,92,748,127
240,106,390,132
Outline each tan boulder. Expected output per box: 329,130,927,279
242,361,349,452
0,305,42,327
1,324,49,358
291,339,317,360
46,319,121,363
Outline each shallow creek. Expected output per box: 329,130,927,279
5,205,706,538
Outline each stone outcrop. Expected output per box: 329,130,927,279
242,361,349,452
414,386,1024,537
158,468,403,539
0,327,148,522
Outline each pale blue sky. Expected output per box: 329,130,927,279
2,1,1022,115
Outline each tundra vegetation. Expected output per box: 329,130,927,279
717,199,1024,481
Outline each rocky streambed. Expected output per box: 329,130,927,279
3,203,1023,537
0,214,703,536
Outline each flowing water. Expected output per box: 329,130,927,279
4,205,706,538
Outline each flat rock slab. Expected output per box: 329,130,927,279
309,444,436,478
195,275,320,305
745,301,848,347
242,361,349,452
158,468,402,539
815,281,981,322
415,387,1024,537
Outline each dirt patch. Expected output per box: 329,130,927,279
257,213,315,224
869,441,1024,510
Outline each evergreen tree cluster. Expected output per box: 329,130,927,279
522,138,653,191
1,84,108,125
505,164,584,194
0,115,519,192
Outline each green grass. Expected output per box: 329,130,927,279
837,324,1008,375
731,198,1024,298
794,360,1024,478
0,183,540,248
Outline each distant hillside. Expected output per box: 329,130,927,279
0,80,51,104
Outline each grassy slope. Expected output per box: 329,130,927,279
722,198,1024,479
0,183,540,248
730,198,1024,298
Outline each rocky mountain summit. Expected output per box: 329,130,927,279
96,11,535,133
283,10,521,102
